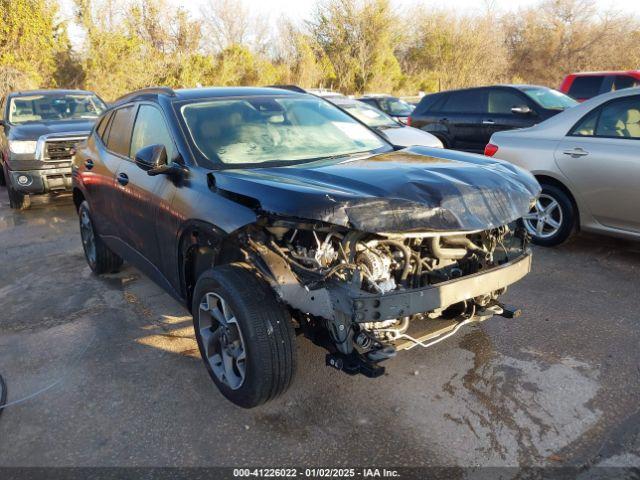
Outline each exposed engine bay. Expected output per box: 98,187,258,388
243,219,531,377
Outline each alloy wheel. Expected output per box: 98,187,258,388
198,292,247,390
523,193,564,239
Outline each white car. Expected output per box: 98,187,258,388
328,97,443,148
486,87,640,245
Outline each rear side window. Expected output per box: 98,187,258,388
359,98,379,109
488,89,526,114
596,96,640,138
570,96,640,139
568,76,603,99
613,75,640,91
96,112,112,141
129,105,176,160
441,90,485,113
105,105,136,157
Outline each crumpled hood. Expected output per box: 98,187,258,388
9,119,95,140
212,146,541,233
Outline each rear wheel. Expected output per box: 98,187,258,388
192,263,296,408
523,184,576,246
78,201,123,274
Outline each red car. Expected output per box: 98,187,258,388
560,71,640,102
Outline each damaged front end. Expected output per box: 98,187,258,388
240,218,531,377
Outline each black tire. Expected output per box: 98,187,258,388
526,184,576,247
78,200,123,274
8,184,30,210
192,263,296,408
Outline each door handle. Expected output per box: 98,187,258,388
85,159,94,170
482,120,496,125
117,172,129,186
562,148,589,158
438,117,449,123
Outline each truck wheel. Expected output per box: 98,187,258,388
523,184,576,247
8,184,31,210
192,263,296,408
78,200,123,274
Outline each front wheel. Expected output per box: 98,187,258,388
8,185,30,210
192,263,297,408
78,201,123,274
523,184,576,246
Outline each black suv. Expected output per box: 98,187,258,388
73,87,538,407
0,89,106,209
408,85,577,153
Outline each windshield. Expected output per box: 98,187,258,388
8,94,106,124
521,87,577,111
337,101,398,128
378,97,415,116
180,96,389,165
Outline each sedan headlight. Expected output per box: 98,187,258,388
9,140,37,154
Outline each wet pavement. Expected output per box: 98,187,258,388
0,191,638,470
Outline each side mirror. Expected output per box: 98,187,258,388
511,105,533,115
135,144,167,173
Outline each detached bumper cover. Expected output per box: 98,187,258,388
329,252,532,322
10,166,73,194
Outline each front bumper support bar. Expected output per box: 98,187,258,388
329,252,532,323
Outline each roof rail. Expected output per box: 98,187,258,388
114,87,176,103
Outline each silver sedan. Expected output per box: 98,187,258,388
486,87,640,246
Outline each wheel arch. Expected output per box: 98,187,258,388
72,187,85,211
177,220,246,311
533,174,580,231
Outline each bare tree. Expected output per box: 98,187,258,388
200,0,270,54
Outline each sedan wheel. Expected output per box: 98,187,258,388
522,184,576,247
523,193,563,239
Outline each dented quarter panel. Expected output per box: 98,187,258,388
212,146,541,233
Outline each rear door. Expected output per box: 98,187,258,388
483,88,539,142
115,103,179,276
84,105,136,236
438,89,487,152
555,94,640,232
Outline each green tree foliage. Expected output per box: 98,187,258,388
308,0,401,93
0,0,68,95
2,0,640,100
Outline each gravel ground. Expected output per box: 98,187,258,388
0,191,638,473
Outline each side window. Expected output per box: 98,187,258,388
613,75,640,91
129,105,176,160
96,111,112,142
441,90,485,113
568,76,603,99
487,89,527,114
359,98,379,109
595,96,640,139
570,109,599,137
105,105,136,157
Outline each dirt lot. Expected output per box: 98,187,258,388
0,192,639,471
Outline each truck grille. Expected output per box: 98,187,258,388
44,138,86,161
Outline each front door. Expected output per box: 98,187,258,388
483,88,537,146
115,104,179,277
555,94,640,232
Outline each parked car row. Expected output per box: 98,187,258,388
1,73,637,408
